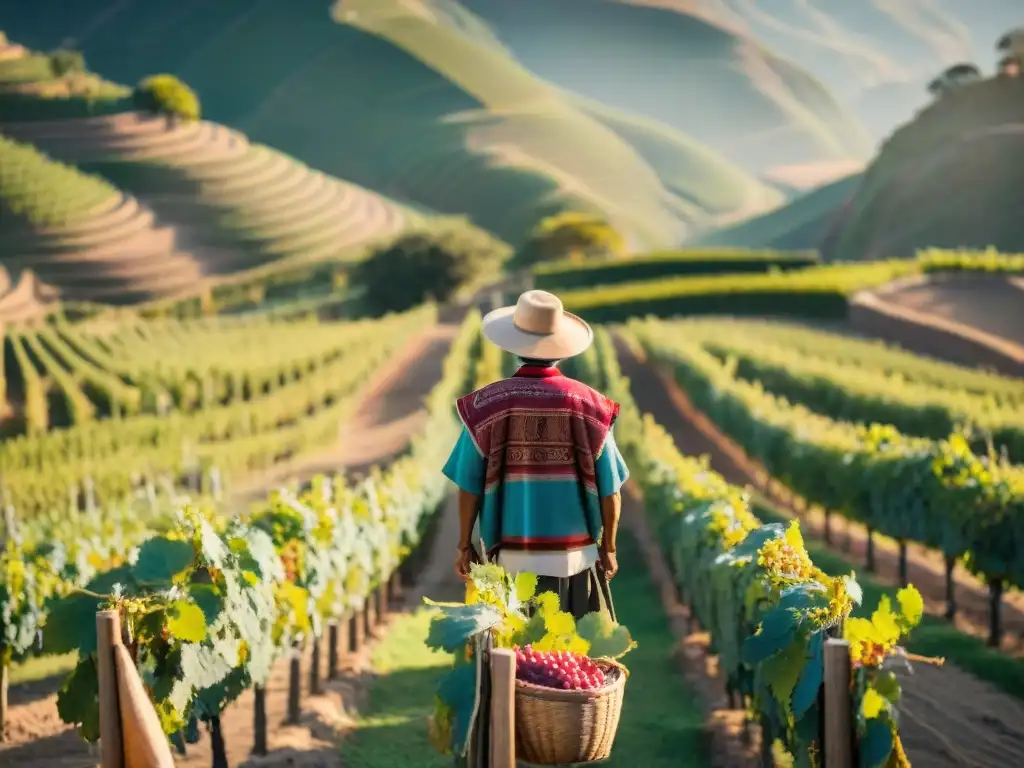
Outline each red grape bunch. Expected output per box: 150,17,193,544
514,645,608,691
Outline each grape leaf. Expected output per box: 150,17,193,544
730,524,784,559
742,606,798,665
167,600,207,643
425,603,502,653
437,656,480,757
44,593,103,654
132,537,194,587
859,718,894,768
56,656,100,742
576,612,637,660
761,638,807,716
792,632,823,718
514,572,538,603
180,639,237,691
189,584,224,626
872,670,901,704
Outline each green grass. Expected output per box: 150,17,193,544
9,652,77,686
340,530,709,767
754,500,1024,702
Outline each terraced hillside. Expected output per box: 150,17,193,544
1,113,414,281
0,134,204,304
823,76,1024,260
0,5,793,246
0,304,434,517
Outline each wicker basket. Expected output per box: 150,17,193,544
513,659,628,765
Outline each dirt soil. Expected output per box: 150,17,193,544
0,320,462,768
614,333,1024,768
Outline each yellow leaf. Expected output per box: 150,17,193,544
465,582,479,605
545,611,575,636
784,521,805,553
896,585,923,628
566,635,591,655
535,591,560,617
871,596,902,646
514,572,538,603
860,688,887,719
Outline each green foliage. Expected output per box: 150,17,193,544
7,309,485,747
917,247,1024,275
0,306,432,519
132,74,201,120
534,248,819,291
630,318,1024,591
514,211,625,269
558,261,919,322
675,318,1024,461
48,49,86,78
353,219,511,314
568,325,922,767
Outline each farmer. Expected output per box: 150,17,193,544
442,289,628,621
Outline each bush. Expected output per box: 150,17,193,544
48,49,86,78
132,74,201,121
512,211,625,269
352,218,511,313
559,261,919,322
534,248,820,290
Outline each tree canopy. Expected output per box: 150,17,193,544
512,212,625,269
132,74,201,121
352,218,511,314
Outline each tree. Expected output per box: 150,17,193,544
997,28,1024,56
352,219,511,314
132,74,201,122
513,212,625,268
48,49,85,79
926,63,981,98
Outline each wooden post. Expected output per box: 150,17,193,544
823,639,853,768
363,598,374,639
489,648,516,768
350,609,364,655
389,571,403,605
989,579,1004,648
252,686,267,755
0,661,7,743
897,541,908,587
287,648,301,724
865,528,875,573
327,621,340,680
377,581,389,627
944,556,957,620
113,645,175,768
310,637,322,695
823,510,832,545
97,610,124,768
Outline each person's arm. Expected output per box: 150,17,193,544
458,489,482,552
442,427,486,576
599,491,620,555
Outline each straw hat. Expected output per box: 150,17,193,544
482,290,593,360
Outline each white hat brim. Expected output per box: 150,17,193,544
481,305,593,359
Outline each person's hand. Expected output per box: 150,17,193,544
598,548,618,580
455,546,479,580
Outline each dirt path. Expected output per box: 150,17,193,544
613,333,1024,768
230,321,460,503
0,318,464,768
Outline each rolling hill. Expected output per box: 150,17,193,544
0,1,824,247
823,75,1024,261
0,36,417,305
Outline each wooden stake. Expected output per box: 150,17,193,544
287,649,301,724
114,645,175,767
897,541,908,587
865,528,875,573
823,639,853,768
0,662,7,743
363,599,373,638
252,686,267,756
989,579,1004,648
489,648,516,768
377,581,389,627
944,556,957,620
327,621,340,680
310,637,322,696
350,610,364,655
97,610,124,768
